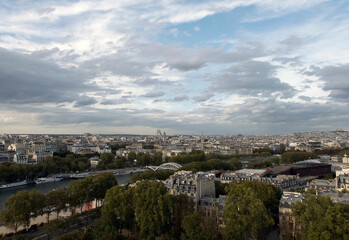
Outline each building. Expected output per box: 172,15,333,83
89,156,100,168
319,190,349,204
13,153,28,164
32,151,53,163
221,169,299,190
279,192,304,240
307,179,336,191
97,145,112,154
336,173,349,190
197,195,226,227
0,144,5,152
168,171,215,207
267,160,331,177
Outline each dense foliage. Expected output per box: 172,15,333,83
180,158,242,172
222,181,282,240
0,189,46,233
168,150,206,164
101,180,175,240
0,173,117,232
246,157,280,169
280,151,318,164
0,154,90,184
181,212,221,240
292,195,349,240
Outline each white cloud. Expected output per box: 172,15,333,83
1,0,349,134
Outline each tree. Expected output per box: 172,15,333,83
133,180,174,240
46,189,68,222
127,151,137,164
0,189,45,232
171,195,195,239
92,172,118,207
152,151,163,165
222,183,275,240
230,158,242,170
100,153,115,166
292,195,349,240
67,177,93,214
181,212,202,240
29,189,46,218
129,170,174,183
102,186,135,233
280,151,317,164
137,152,151,166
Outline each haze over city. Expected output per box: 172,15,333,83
1,0,349,135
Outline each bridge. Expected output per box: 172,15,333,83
145,162,182,171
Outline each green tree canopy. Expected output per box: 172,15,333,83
100,153,115,166
46,189,68,221
181,212,201,240
0,189,45,232
222,182,276,240
129,169,174,183
92,172,118,206
133,180,174,240
102,185,135,232
292,195,349,240
280,151,317,164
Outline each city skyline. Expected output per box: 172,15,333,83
1,0,349,135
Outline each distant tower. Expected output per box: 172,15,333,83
163,132,167,142
157,130,162,139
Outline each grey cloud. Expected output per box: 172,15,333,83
272,56,301,65
74,97,98,107
298,95,312,101
193,93,215,102
167,95,189,102
312,64,349,101
80,53,154,77
100,98,131,105
153,95,189,102
0,48,93,104
141,91,165,98
280,36,303,49
134,78,174,86
31,47,60,58
229,99,349,131
167,59,206,71
37,7,55,15
209,61,296,98
138,41,265,72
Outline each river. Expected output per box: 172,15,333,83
0,173,132,211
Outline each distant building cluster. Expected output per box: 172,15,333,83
1,129,349,238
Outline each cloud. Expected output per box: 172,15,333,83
31,47,60,58
0,48,93,104
74,96,98,107
193,93,215,102
209,61,296,98
312,63,349,101
0,0,348,135
133,78,175,87
141,91,165,98
167,58,206,71
36,7,55,15
167,95,189,102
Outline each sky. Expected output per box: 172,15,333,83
1,0,349,135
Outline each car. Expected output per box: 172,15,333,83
28,224,38,232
